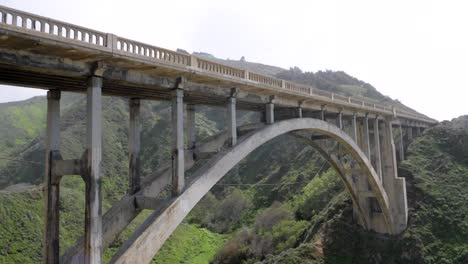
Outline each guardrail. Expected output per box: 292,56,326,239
0,5,435,123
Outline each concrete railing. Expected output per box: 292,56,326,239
0,6,106,47
114,36,191,66
196,58,245,78
0,5,435,123
247,71,283,88
284,81,310,94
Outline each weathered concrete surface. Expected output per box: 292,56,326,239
265,103,274,124
227,97,237,146
84,76,103,264
110,118,396,264
381,119,408,234
44,90,61,264
374,118,383,181
171,88,184,195
128,98,141,194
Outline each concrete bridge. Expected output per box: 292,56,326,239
0,5,436,264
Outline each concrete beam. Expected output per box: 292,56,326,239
134,196,168,211
44,89,61,264
84,76,103,264
129,98,141,194
171,87,185,195
51,158,83,177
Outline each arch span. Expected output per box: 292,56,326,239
111,118,396,264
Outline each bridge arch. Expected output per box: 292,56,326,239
111,118,396,263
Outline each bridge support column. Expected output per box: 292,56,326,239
336,111,343,129
398,125,405,161
407,127,413,141
187,104,196,149
227,97,237,146
172,88,185,195
416,127,421,136
320,105,326,121
373,118,382,181
84,76,103,264
129,98,141,194
381,119,408,234
351,113,358,142
362,114,371,158
265,96,275,124
296,107,303,118
44,90,61,264
337,111,343,129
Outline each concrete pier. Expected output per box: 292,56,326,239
171,88,185,195
265,99,275,124
84,76,103,264
227,97,237,146
296,105,303,118
44,90,61,264
128,98,141,194
337,111,343,129
373,118,382,181
351,113,358,142
362,114,371,158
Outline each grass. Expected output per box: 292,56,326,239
152,223,227,264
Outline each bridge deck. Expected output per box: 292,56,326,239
0,5,435,125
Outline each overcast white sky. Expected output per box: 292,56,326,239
0,0,466,121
